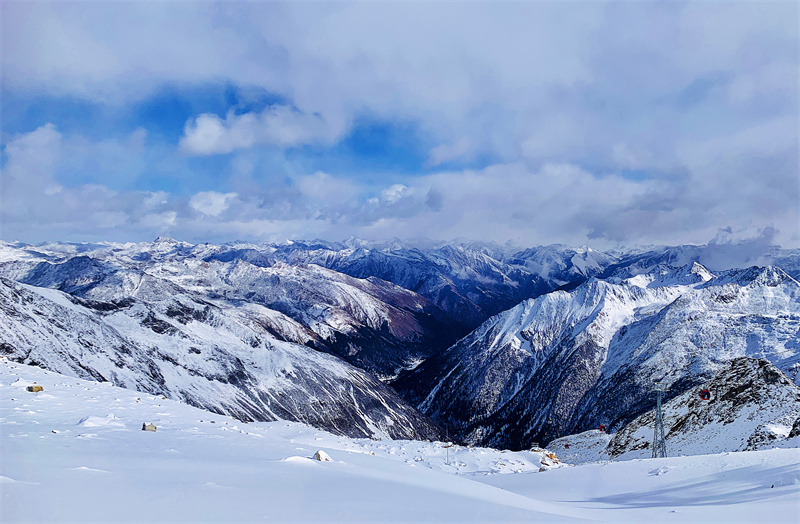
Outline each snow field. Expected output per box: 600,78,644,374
2,358,799,523
0,358,576,523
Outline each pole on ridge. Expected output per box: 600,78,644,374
652,387,668,459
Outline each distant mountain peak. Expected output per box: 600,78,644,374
707,265,797,288
153,236,180,243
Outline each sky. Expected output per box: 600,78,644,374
1,1,798,249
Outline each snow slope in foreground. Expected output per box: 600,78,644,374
2,359,798,523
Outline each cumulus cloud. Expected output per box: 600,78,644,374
611,143,653,170
143,191,169,209
689,226,783,271
8,2,795,166
141,211,177,230
0,2,277,102
180,106,340,155
295,171,360,206
380,184,410,205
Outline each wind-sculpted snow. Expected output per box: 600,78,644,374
0,277,442,440
2,237,797,341
397,263,800,450
602,243,800,281
139,257,458,376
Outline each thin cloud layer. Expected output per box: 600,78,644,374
1,2,797,248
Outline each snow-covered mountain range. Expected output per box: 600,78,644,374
0,276,441,440
1,237,798,451
395,262,800,449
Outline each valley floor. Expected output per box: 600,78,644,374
2,358,798,523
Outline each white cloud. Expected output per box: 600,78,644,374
676,116,798,167
1,3,274,103
1,4,798,247
180,105,340,155
1,124,63,221
5,4,797,174
189,192,238,217
180,114,229,155
1,126,180,242
2,124,797,248
611,143,652,170
91,211,128,229
519,115,586,161
380,184,410,205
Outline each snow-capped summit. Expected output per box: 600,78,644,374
706,264,797,288
613,261,715,288
153,236,179,244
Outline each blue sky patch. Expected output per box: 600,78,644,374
1,83,286,144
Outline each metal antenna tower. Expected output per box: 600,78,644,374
651,387,668,459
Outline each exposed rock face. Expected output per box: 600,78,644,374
0,277,442,441
788,417,800,439
396,264,800,449
2,238,797,377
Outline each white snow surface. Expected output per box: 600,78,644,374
3,359,799,523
